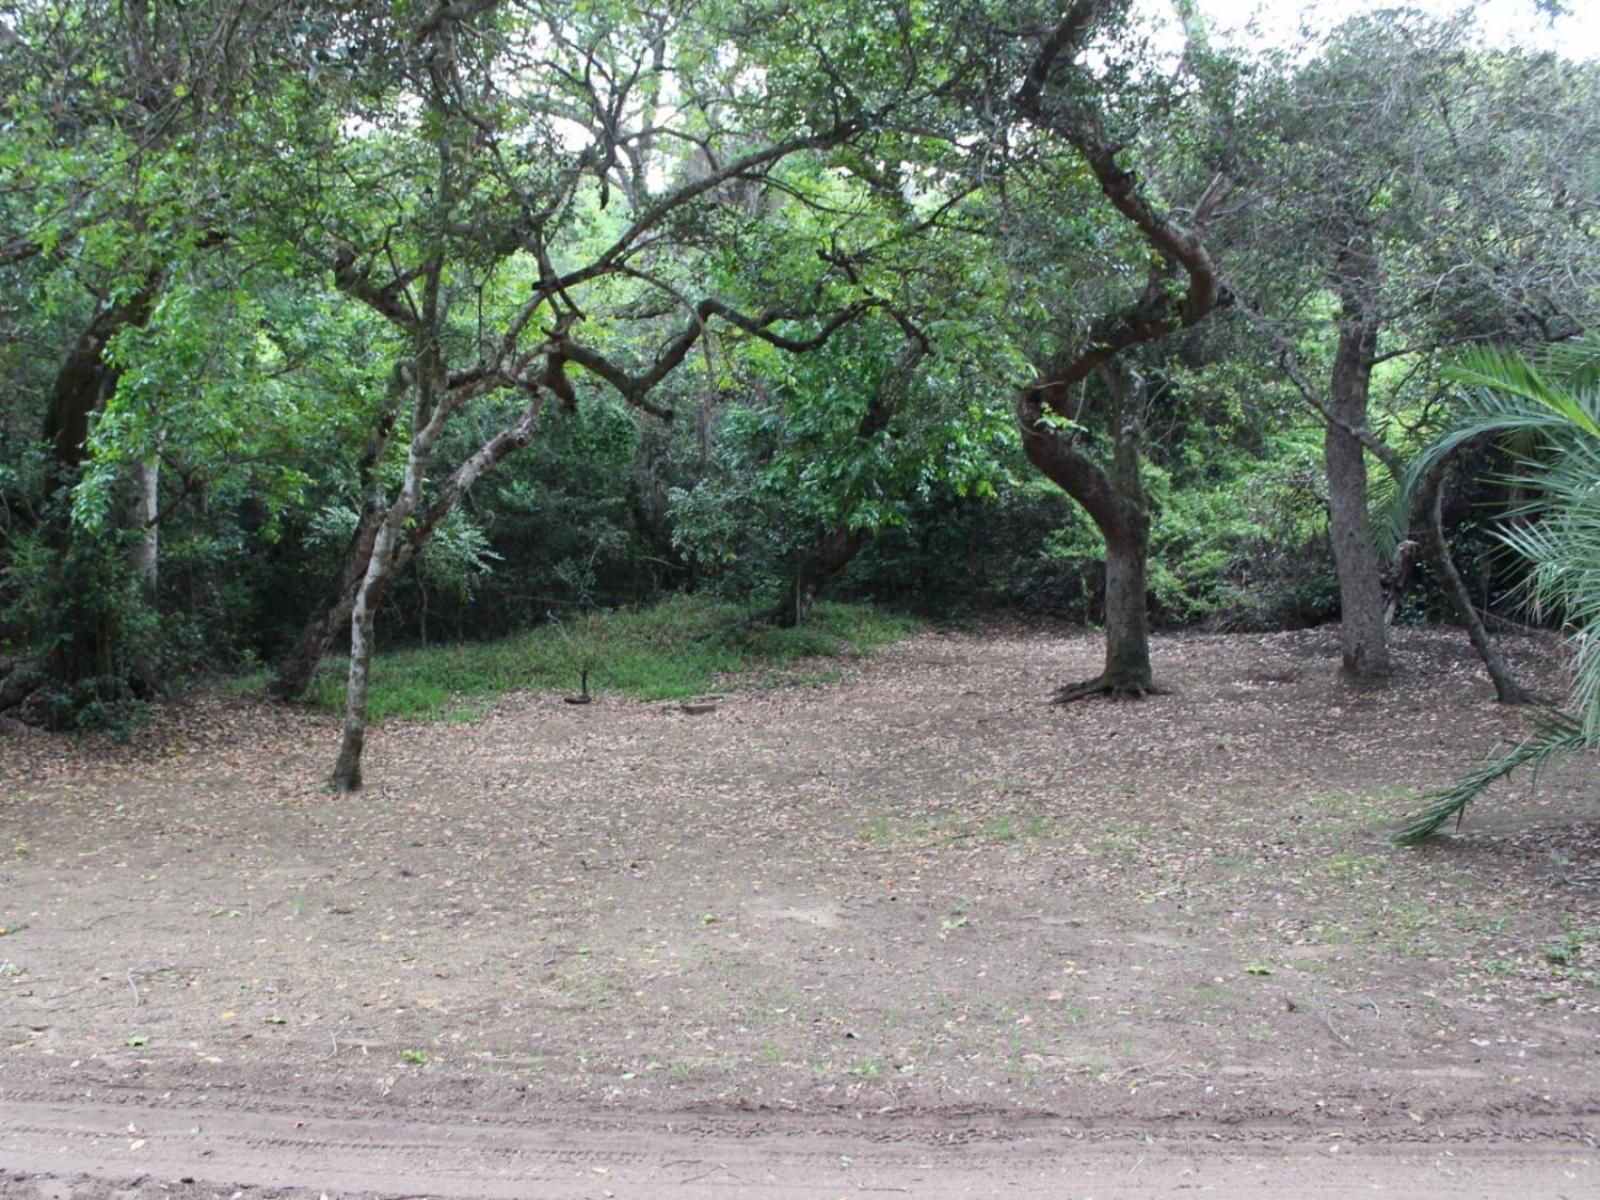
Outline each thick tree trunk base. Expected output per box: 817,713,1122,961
1053,673,1168,703
330,733,364,793
1337,653,1394,686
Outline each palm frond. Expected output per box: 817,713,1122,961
1445,346,1600,437
1393,710,1587,845
1538,337,1600,398
1395,339,1600,843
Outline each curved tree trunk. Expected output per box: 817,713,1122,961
43,269,166,485
1416,458,1530,705
773,527,867,628
271,504,384,701
274,389,545,703
1325,230,1392,681
1019,361,1157,699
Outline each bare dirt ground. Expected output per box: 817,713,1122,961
2,624,1597,1198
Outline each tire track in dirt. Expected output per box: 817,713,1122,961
3,1092,1598,1199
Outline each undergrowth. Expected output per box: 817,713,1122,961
286,596,917,721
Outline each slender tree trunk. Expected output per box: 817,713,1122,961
330,329,450,790
331,554,384,792
128,454,160,605
271,504,384,700
774,527,867,628
274,390,544,702
1325,231,1391,680
1416,459,1530,704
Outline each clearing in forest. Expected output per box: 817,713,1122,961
1,624,1596,1198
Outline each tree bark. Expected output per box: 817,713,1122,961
774,527,868,628
272,504,386,701
1019,361,1156,699
1325,229,1392,680
271,405,398,700
1416,458,1531,704
272,389,545,702
128,454,161,605
331,362,455,791
43,269,166,483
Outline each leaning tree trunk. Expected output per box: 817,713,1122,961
774,527,868,628
1018,361,1157,700
272,503,385,701
36,269,167,692
330,326,458,791
1325,232,1392,681
43,268,166,485
330,546,387,792
1416,457,1530,705
275,388,546,704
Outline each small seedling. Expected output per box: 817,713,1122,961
401,1048,428,1065
125,1035,149,1047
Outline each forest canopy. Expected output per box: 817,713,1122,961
1,0,1597,796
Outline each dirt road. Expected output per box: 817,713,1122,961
3,1090,1597,1198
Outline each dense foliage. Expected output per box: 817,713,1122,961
1,1,1596,806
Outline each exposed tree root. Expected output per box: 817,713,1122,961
1052,674,1168,703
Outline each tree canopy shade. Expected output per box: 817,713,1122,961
167,0,993,788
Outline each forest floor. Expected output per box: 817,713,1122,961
1,622,1597,1198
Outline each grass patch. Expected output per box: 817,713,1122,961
297,596,918,721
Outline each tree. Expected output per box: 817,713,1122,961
1001,0,1230,698
1396,341,1600,842
1225,15,1600,683
219,0,959,788
0,0,308,715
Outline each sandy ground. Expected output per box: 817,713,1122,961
2,623,1596,1197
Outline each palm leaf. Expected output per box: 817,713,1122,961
1393,710,1587,845
1395,338,1600,843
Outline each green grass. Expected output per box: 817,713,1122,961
293,596,918,722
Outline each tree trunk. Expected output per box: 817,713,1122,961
1101,510,1152,692
1325,231,1392,680
330,561,381,792
1416,459,1530,704
43,270,166,484
774,527,867,628
271,503,385,701
274,390,544,702
1018,361,1156,699
128,454,160,605
330,306,471,790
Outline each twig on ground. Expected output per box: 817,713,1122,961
1109,1050,1177,1080
127,969,142,1008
